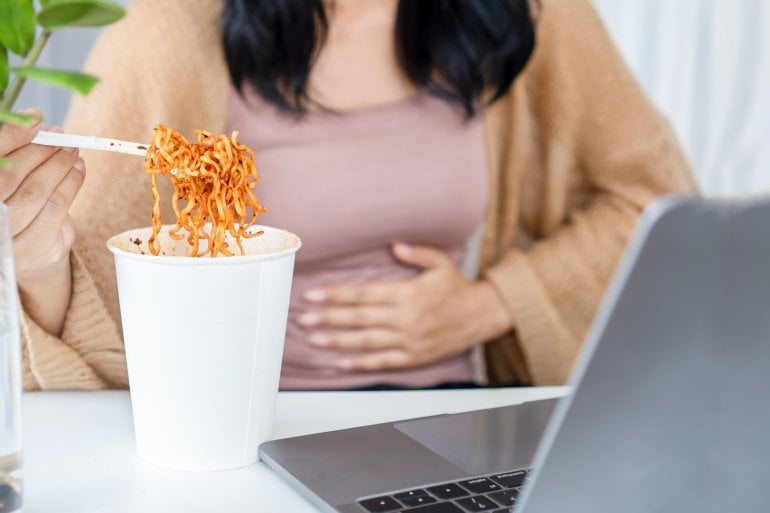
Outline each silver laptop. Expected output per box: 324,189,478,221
260,194,770,513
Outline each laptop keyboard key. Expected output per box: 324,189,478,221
456,495,498,511
359,495,402,512
488,489,519,506
400,502,464,513
426,483,470,500
360,467,532,513
490,470,527,489
395,489,429,501
458,478,501,494
400,495,438,507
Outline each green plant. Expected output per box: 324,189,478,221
0,0,126,167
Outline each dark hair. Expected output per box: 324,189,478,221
223,0,536,117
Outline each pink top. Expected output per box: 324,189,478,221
225,90,488,389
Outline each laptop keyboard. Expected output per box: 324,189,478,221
357,468,531,513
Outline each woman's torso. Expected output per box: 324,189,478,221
226,90,489,389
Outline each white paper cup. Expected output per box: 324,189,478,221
107,225,300,471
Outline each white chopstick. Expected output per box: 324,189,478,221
31,130,148,157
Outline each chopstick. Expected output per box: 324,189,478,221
31,130,148,157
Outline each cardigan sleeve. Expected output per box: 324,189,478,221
20,0,226,390
18,14,147,391
20,249,127,390
482,0,699,385
19,0,162,391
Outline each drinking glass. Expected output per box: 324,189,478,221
0,203,22,513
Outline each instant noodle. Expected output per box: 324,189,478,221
144,125,266,257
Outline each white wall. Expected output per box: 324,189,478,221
592,0,770,196
13,0,770,196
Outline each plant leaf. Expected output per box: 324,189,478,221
39,0,53,6
0,109,37,126
0,44,8,93
0,0,36,55
37,1,125,30
0,110,38,127
10,66,99,95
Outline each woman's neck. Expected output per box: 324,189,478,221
310,0,416,110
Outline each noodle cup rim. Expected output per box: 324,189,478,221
106,224,301,265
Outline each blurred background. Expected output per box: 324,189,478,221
14,0,770,197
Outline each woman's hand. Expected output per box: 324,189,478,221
297,243,514,371
0,109,86,335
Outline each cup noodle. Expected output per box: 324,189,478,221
107,225,300,471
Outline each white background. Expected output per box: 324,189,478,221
13,0,770,196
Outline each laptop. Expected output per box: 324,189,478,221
260,194,770,513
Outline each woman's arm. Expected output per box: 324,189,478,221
0,116,83,336
18,0,227,390
0,115,121,390
481,0,698,385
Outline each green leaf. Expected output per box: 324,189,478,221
39,0,53,6
10,66,99,95
0,44,8,93
0,0,36,55
0,109,37,126
37,1,125,30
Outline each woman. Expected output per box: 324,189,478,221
5,0,696,390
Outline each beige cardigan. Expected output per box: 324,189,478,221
20,0,697,390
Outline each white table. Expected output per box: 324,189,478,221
22,387,567,512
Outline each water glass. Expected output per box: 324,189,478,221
0,203,22,513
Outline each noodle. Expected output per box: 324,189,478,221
144,125,266,257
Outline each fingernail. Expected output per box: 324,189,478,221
304,289,326,302
393,242,411,257
336,359,353,370
63,146,78,154
73,157,85,172
308,333,330,346
20,107,43,127
297,312,321,326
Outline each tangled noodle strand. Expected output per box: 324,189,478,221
144,125,266,257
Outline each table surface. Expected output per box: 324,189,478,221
22,387,567,513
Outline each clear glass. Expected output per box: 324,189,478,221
0,203,22,513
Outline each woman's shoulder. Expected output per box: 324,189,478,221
507,0,629,98
78,0,227,98
485,0,647,138
85,0,223,73
533,0,603,27
124,0,223,32
66,0,229,139
527,0,612,67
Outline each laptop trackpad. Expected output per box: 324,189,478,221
394,398,557,475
